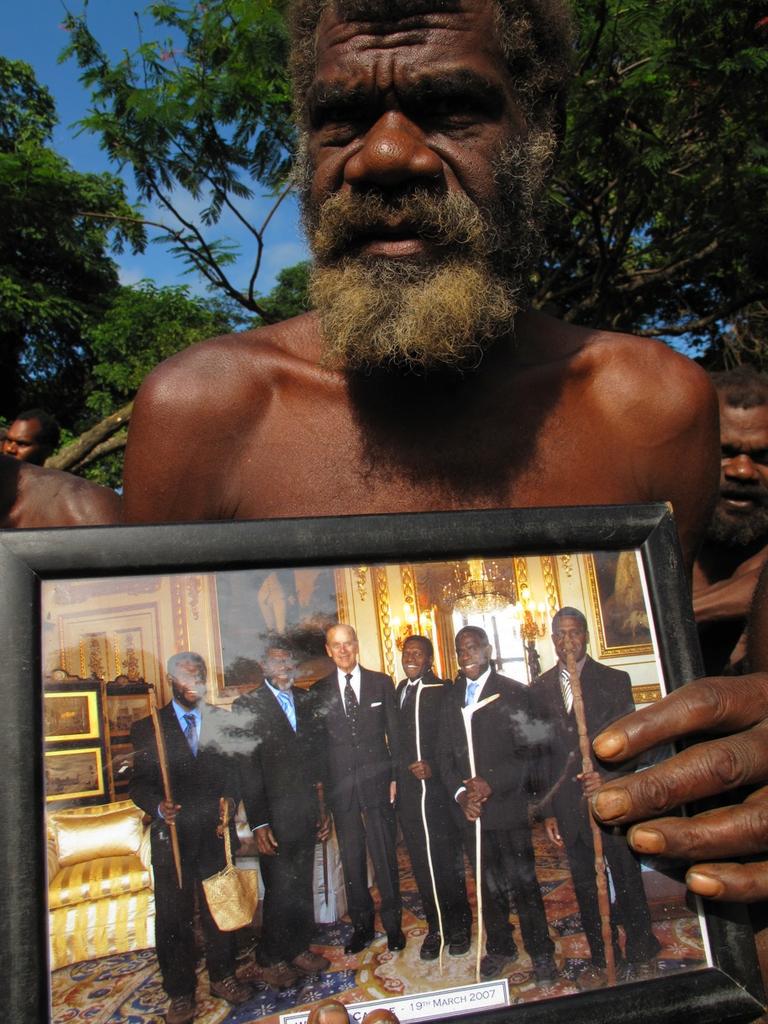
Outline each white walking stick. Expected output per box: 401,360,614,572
415,682,447,973
461,693,500,984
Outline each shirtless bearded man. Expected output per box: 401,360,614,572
122,0,716,569
121,1,768,905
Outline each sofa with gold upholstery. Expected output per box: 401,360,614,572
47,799,155,969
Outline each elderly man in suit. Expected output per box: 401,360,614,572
233,636,330,989
312,623,403,954
395,635,471,960
129,652,251,1024
438,626,556,983
530,607,660,986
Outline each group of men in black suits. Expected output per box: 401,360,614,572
129,609,660,1022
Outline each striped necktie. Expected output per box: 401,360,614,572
182,712,198,755
560,669,573,714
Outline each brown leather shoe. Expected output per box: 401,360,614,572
291,950,331,973
577,964,607,990
261,960,301,989
165,993,195,1024
235,958,265,983
210,974,252,1005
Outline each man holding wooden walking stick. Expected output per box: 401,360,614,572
531,608,661,990
129,652,251,1024
438,626,556,984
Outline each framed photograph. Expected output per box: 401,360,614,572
44,747,105,802
43,688,100,742
0,506,764,1024
106,692,151,737
584,552,654,658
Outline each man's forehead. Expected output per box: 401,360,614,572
8,419,42,440
719,402,768,446
314,0,503,82
554,618,585,633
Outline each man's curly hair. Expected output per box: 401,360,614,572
288,0,574,133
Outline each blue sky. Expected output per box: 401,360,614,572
4,0,307,298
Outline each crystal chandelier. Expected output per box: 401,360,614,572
441,558,516,614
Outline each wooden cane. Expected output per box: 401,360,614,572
147,684,183,889
461,692,500,984
316,782,330,907
415,683,446,973
566,651,616,984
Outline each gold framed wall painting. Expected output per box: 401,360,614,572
584,551,654,658
1,507,764,1024
44,746,105,802
43,688,100,742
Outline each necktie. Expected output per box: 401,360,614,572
465,680,479,707
277,690,296,731
560,669,573,714
344,672,359,733
183,712,198,756
401,681,418,709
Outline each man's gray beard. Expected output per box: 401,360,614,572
707,504,768,547
296,131,554,372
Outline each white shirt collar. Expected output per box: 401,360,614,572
465,665,492,702
336,663,361,701
265,679,294,703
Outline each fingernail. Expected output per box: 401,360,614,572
592,730,627,759
686,871,725,898
592,788,630,820
628,826,665,854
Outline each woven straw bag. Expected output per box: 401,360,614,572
202,799,259,931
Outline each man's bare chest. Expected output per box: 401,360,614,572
227,399,645,520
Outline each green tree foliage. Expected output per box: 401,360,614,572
51,281,246,486
252,260,310,325
86,281,244,417
62,0,293,316
0,57,145,422
537,1,768,357
63,0,768,364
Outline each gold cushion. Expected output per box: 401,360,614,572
49,854,151,909
53,806,144,867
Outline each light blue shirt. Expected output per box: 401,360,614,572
265,680,296,731
171,699,202,737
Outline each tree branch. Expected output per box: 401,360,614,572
46,402,133,472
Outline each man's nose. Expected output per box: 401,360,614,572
724,453,760,481
344,112,443,191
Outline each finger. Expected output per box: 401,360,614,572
592,675,768,763
591,723,768,824
686,861,768,903
625,793,768,862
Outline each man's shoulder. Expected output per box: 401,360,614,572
134,313,322,411
582,656,631,684
576,326,714,421
492,669,528,692
129,712,156,743
1,457,121,528
361,666,394,686
532,665,558,689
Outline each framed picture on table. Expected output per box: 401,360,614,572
0,506,764,1024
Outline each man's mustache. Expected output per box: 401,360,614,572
311,190,494,263
720,483,768,507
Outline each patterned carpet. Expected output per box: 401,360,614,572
51,826,708,1023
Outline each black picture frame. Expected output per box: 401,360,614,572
1,504,764,1024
